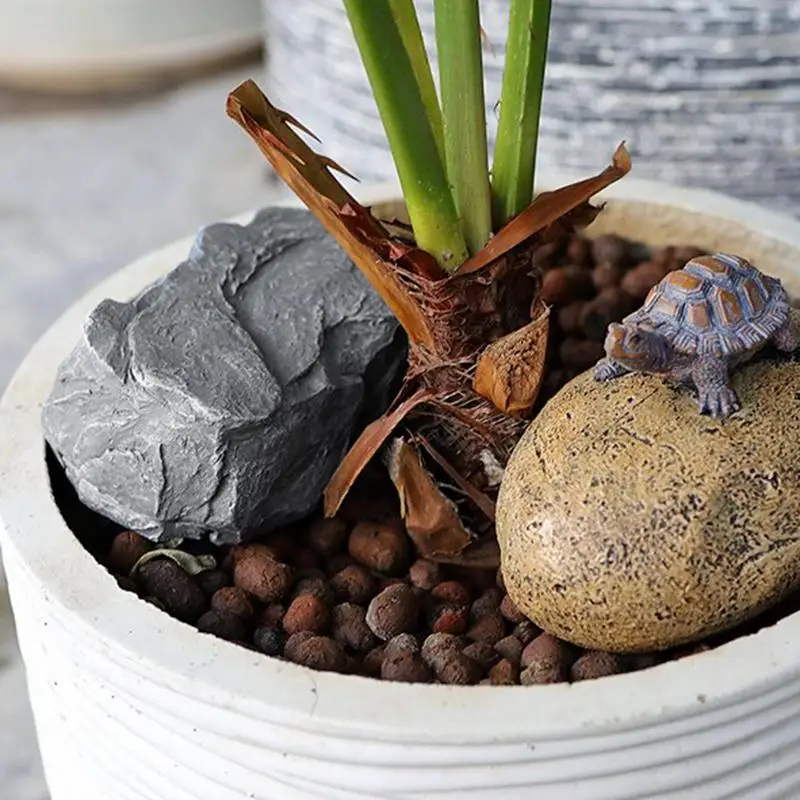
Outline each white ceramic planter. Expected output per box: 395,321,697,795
3,180,800,800
0,1,263,93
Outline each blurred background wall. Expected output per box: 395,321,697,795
265,0,800,212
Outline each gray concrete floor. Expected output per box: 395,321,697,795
0,60,291,799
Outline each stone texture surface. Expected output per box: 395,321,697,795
42,207,403,544
497,359,800,653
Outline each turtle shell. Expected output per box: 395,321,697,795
625,253,789,356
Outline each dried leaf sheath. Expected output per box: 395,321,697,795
226,80,438,350
227,80,634,557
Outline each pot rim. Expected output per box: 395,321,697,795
3,176,800,740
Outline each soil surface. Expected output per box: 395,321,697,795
53,231,800,684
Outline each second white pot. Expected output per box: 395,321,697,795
2,179,800,799
0,1,263,93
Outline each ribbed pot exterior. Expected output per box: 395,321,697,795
264,0,800,212
3,182,800,799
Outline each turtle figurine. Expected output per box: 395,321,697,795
593,252,800,418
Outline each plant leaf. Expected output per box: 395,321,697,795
491,0,553,227
427,535,500,569
130,549,217,579
226,80,439,348
414,433,496,520
387,438,473,558
435,0,493,254
473,304,550,414
324,389,432,518
342,0,468,269
455,143,632,277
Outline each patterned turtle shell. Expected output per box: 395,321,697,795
624,253,790,356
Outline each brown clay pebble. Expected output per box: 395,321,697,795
513,620,540,646
430,604,470,635
263,530,296,562
462,641,500,671
211,586,254,619
290,576,334,605
258,603,285,628
431,581,471,607
580,288,638,342
521,632,566,669
196,569,230,596
283,595,330,636
571,651,627,682
381,650,432,683
376,576,407,593
565,235,591,266
499,594,526,624
591,234,630,267
673,245,706,265
294,547,320,572
620,261,667,300
253,626,285,657
329,564,375,604
556,302,586,335
592,262,625,291
383,633,420,658
651,245,676,268
233,552,293,603
197,609,247,642
630,653,660,671
366,584,420,641
289,636,346,672
325,553,357,575
540,266,595,305
227,543,280,570
307,518,348,557
116,575,138,593
107,531,153,575
532,240,562,270
494,635,523,665
520,661,568,685
436,652,484,685
348,521,410,574
519,633,570,684
470,588,503,622
421,632,464,669
408,559,441,590
466,611,507,646
558,338,605,371
283,631,317,662
137,559,208,624
488,658,519,685
331,603,377,652
361,645,387,678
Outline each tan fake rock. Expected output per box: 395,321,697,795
496,360,800,653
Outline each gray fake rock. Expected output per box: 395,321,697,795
42,208,404,544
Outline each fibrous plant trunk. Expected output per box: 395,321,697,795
227,81,630,565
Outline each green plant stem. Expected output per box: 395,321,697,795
344,0,468,271
388,0,446,165
491,0,552,228
434,0,492,254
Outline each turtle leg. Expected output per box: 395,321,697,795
692,356,740,419
772,309,800,353
593,358,627,382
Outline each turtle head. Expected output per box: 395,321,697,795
604,322,669,373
